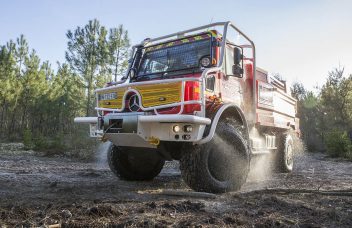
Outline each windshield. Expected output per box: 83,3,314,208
136,39,211,78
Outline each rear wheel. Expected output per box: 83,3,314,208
107,145,165,181
180,119,250,193
276,133,294,172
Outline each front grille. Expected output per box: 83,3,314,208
135,82,182,107
97,82,182,110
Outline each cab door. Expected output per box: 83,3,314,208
220,44,245,110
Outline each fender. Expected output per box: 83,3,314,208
196,103,249,144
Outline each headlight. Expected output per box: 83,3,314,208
200,56,211,67
172,125,181,133
184,125,193,132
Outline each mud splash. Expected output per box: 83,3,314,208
247,128,274,182
248,154,273,182
94,142,111,169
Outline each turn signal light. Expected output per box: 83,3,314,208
184,81,201,114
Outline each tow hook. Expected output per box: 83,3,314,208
148,137,160,146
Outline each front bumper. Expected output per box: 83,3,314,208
74,114,211,148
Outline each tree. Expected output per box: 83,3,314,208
65,19,109,116
0,42,18,135
291,82,306,101
15,34,28,78
19,49,48,130
301,90,324,151
65,19,131,116
48,63,85,133
292,67,352,155
108,25,130,81
320,67,352,130
41,60,54,81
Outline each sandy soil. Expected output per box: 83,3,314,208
0,143,351,227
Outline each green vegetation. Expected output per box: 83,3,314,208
23,128,33,150
325,130,352,159
292,67,352,159
0,19,130,157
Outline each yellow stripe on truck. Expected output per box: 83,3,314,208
135,82,182,107
97,82,182,109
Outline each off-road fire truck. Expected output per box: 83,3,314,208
75,21,299,193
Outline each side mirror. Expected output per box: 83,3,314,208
234,47,242,65
232,65,243,75
232,47,243,76
129,67,137,79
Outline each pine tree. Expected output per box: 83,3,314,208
65,19,109,116
19,49,48,130
108,25,130,81
15,34,28,78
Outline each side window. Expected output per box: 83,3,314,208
225,45,234,75
205,75,215,91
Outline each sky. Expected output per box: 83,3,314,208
1,0,352,89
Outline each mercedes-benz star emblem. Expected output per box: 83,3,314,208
128,94,140,112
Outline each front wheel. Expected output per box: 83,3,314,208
107,145,165,181
180,119,250,193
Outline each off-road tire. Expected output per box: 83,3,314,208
107,145,165,181
276,133,294,173
180,119,250,193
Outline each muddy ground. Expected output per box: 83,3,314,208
0,143,351,227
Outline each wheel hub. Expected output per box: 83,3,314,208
286,144,293,167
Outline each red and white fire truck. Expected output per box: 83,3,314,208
75,21,299,193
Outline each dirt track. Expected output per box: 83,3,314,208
0,143,351,227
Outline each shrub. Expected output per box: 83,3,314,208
324,130,352,159
50,132,66,153
31,128,96,159
33,133,66,156
33,134,50,151
23,129,34,150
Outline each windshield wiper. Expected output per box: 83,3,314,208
161,67,200,77
136,66,200,81
135,71,165,81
